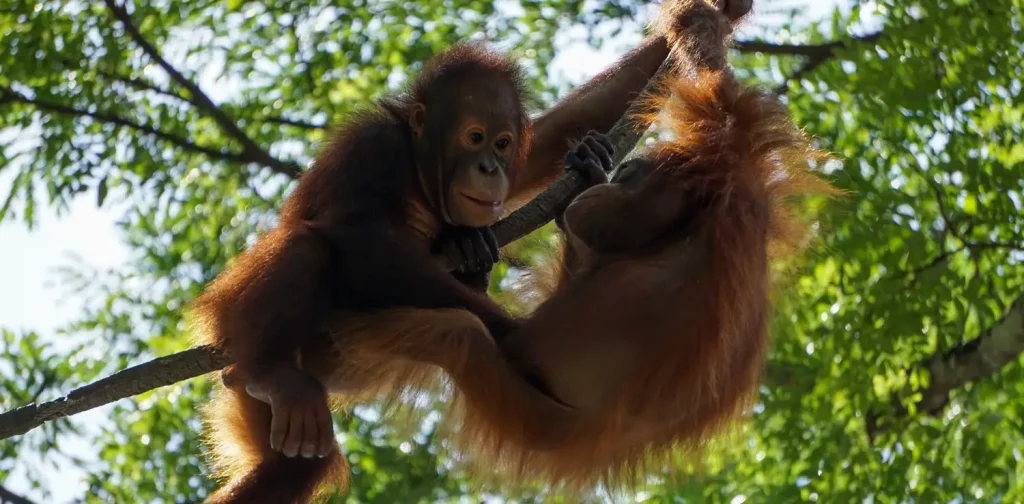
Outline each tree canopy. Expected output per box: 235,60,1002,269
1,0,1022,502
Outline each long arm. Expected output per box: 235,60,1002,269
334,308,583,450
507,36,671,208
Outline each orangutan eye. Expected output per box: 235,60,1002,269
495,138,510,150
468,131,485,145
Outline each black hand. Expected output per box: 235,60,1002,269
453,268,491,292
438,226,500,275
565,132,615,186
332,226,514,339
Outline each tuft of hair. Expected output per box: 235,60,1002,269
409,42,530,102
407,41,535,179
637,69,839,260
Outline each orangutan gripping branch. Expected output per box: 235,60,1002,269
325,0,837,493
192,2,730,500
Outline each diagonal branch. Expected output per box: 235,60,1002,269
867,288,1024,439
916,289,1024,415
0,85,255,166
0,347,230,441
773,53,830,94
102,0,301,179
262,115,325,130
101,70,190,103
63,56,326,133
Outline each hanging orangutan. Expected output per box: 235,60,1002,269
193,1,749,502
319,0,836,494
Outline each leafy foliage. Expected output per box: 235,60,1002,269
1,0,1023,502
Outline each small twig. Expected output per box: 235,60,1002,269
261,115,326,130
756,30,888,94
0,85,256,166
102,0,301,178
906,247,963,286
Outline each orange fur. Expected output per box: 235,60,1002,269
326,4,838,495
202,384,349,504
190,31,685,500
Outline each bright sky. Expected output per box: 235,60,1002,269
0,1,841,501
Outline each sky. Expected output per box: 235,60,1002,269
0,1,841,501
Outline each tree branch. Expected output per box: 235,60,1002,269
735,40,839,58
868,289,1024,439
0,347,230,440
735,31,885,58
100,70,190,103
102,0,301,179
261,114,326,130
0,483,38,504
0,85,257,166
0,57,675,443
774,53,831,94
917,289,1024,415
733,30,888,94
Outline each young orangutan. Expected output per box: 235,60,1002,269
194,2,737,500
323,0,837,493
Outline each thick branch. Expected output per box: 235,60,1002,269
917,290,1024,414
868,289,1024,439
102,0,301,178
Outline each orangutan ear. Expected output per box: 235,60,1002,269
408,103,426,137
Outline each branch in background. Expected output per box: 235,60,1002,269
57,54,188,103
734,31,886,94
773,54,830,94
57,54,318,135
0,56,676,442
0,85,256,166
101,70,190,103
106,73,326,132
734,29,885,58
917,290,1024,414
261,114,325,130
868,289,1024,439
102,0,301,178
0,484,37,504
